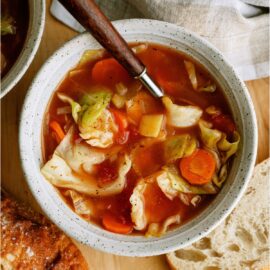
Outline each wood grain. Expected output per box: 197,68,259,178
1,1,269,269
246,78,269,163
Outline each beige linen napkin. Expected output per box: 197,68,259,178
51,0,269,81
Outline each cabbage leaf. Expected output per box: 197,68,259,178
160,166,217,195
65,190,94,215
162,96,202,127
146,214,181,237
57,93,81,123
58,90,115,148
41,127,132,196
1,16,15,35
213,163,228,188
79,109,117,148
199,120,222,149
164,134,197,162
218,131,240,162
79,91,112,128
130,181,148,230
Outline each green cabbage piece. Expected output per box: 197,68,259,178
163,166,217,194
57,93,81,123
164,134,197,162
198,82,216,93
79,109,116,148
199,120,222,149
57,90,112,128
79,91,112,128
78,49,104,67
218,131,240,162
1,16,15,36
213,164,228,188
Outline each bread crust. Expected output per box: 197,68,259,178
1,192,88,270
166,158,270,270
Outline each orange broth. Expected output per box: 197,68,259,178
43,43,234,235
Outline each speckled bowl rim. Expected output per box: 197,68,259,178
19,19,257,256
1,0,45,98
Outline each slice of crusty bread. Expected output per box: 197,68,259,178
167,158,270,270
0,191,88,270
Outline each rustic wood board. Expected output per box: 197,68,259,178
1,1,269,269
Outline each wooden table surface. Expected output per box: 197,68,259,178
1,1,269,269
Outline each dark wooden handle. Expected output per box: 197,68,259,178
59,0,145,77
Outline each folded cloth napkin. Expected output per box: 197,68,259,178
51,0,269,81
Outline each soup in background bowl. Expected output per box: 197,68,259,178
0,0,45,98
19,19,257,256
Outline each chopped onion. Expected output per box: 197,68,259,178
198,82,216,93
115,82,128,96
205,105,221,116
132,44,148,54
191,195,201,207
184,60,198,90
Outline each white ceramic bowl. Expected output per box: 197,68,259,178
1,0,45,98
19,19,257,256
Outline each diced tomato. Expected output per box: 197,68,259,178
110,109,130,145
96,160,118,185
212,114,236,135
128,125,141,144
111,109,128,132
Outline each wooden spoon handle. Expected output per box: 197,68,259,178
58,0,145,77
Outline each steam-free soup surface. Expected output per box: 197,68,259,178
42,43,240,236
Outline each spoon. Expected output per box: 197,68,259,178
58,0,164,98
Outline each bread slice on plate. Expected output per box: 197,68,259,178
1,191,88,270
167,158,270,270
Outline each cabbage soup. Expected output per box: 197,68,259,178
41,43,240,236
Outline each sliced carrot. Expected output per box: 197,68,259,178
102,212,133,234
49,121,65,143
110,109,128,131
179,149,216,185
91,58,130,85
